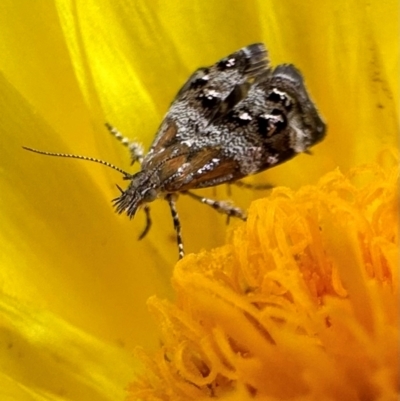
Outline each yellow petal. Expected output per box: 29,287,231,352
0,73,168,351
0,294,137,401
0,8,177,387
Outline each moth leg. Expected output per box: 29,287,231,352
166,194,185,259
233,181,273,191
138,205,152,240
186,191,247,221
105,123,144,165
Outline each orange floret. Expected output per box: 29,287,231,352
129,155,398,401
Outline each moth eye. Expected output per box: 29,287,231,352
141,188,157,202
257,110,287,137
217,56,237,70
267,88,293,111
198,88,221,108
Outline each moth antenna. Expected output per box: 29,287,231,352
22,146,131,177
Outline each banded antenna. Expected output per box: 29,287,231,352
22,146,131,178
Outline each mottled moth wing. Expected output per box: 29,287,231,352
141,44,271,191
115,43,325,221
144,43,269,162
141,43,325,193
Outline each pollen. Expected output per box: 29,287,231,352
128,153,398,401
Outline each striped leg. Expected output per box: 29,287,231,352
186,191,247,221
166,194,184,259
105,123,144,165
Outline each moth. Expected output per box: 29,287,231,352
24,43,326,259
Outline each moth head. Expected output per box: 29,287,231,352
113,171,159,218
270,64,326,153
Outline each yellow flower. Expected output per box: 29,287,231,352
129,155,398,400
0,1,397,401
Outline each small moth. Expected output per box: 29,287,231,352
24,43,326,258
